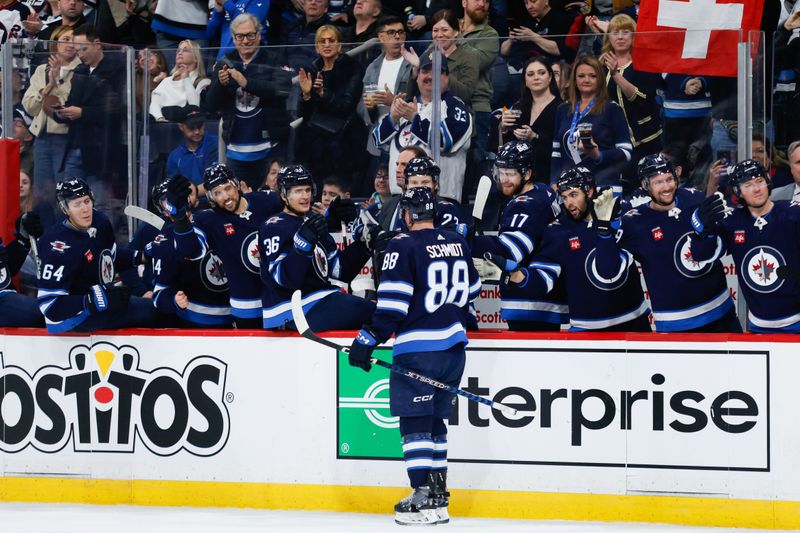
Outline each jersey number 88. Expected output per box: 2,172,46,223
425,260,469,313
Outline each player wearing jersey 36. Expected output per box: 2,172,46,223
259,165,375,331
348,187,480,526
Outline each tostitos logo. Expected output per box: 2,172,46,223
0,342,230,456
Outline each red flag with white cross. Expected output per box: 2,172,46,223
632,0,764,77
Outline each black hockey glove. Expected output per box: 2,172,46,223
0,243,8,278
690,192,727,238
327,196,357,225
348,326,378,372
373,229,398,254
293,213,329,254
85,284,130,315
165,174,192,221
777,265,800,284
483,252,521,286
15,212,43,241
590,188,621,238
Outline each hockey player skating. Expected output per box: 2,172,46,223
348,187,480,526
593,154,740,332
148,177,233,327
36,178,156,333
497,166,651,331
471,140,568,330
689,160,800,332
169,164,283,328
260,165,375,330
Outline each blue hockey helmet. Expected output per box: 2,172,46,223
277,164,316,198
403,157,440,183
730,159,771,199
401,186,437,222
557,166,595,195
56,177,94,211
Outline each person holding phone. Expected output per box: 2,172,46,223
21,26,82,215
500,0,572,72
551,55,632,191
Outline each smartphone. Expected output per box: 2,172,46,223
220,57,234,69
51,104,64,110
716,150,731,164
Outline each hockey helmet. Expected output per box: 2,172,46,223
203,164,239,193
404,157,440,183
557,166,595,195
401,186,437,222
495,140,534,179
277,164,316,198
730,159,771,198
637,153,676,190
56,177,94,211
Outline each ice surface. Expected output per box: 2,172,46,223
0,503,789,533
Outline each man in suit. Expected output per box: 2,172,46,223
771,140,800,202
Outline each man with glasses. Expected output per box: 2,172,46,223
208,0,269,61
361,17,412,167
205,13,292,190
167,105,219,192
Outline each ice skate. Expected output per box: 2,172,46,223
393,486,440,526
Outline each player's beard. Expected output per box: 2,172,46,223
648,188,676,208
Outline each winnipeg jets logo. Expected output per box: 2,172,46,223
266,216,281,225
200,252,229,293
584,249,629,291
87,228,97,238
668,207,681,220
0,266,7,286
312,245,329,280
742,246,785,294
99,250,115,284
753,216,768,230
672,232,714,278
235,87,260,112
239,232,261,274
51,241,70,253
239,211,253,221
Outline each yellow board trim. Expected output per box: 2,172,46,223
1,477,799,530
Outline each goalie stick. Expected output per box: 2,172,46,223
124,205,165,231
290,291,519,416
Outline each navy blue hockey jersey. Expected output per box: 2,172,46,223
597,188,733,331
0,239,28,297
173,191,283,320
371,229,480,356
36,212,138,333
259,211,342,328
690,201,800,332
471,184,568,324
148,227,232,326
522,213,649,330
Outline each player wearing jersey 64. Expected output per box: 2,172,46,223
348,187,481,526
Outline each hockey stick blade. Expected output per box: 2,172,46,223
124,205,165,230
290,291,519,416
472,175,492,222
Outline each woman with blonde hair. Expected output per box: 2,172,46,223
600,13,663,189
551,54,632,189
22,25,82,208
149,40,211,122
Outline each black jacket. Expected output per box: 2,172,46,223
204,48,292,145
299,53,365,129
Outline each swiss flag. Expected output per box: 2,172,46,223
633,0,763,77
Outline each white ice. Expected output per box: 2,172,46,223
0,503,788,533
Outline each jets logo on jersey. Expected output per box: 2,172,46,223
87,228,97,238
235,87,260,112
224,223,235,236
672,232,715,279
239,211,253,221
200,253,229,293
651,227,664,241
584,249,630,291
734,231,746,244
239,231,260,274
0,266,7,286
99,250,115,285
742,246,785,294
569,237,581,250
312,245,329,280
51,241,70,253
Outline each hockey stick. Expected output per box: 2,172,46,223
472,175,492,235
29,236,41,280
290,291,519,416
124,205,165,231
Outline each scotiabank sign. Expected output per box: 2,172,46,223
0,341,230,456
339,344,769,471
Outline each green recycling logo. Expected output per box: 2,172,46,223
337,348,402,459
